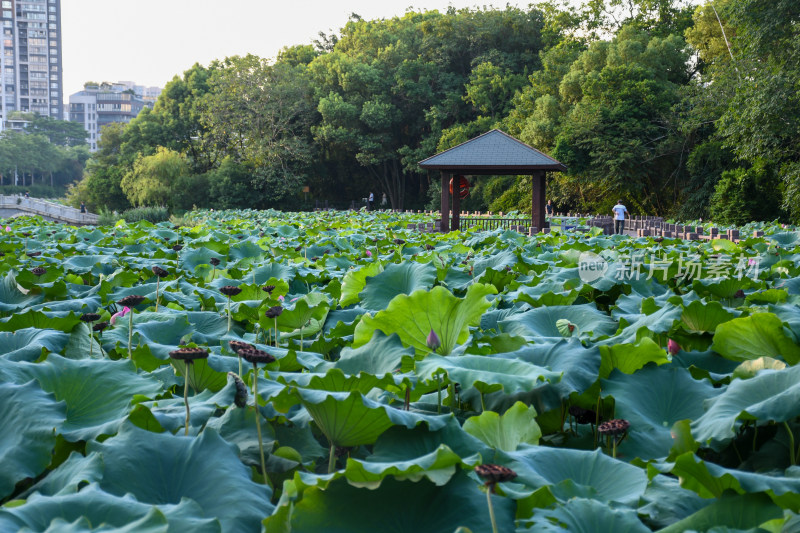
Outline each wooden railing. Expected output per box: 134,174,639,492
0,195,99,225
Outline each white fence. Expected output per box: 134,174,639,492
0,195,99,225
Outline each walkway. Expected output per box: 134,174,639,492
0,195,99,225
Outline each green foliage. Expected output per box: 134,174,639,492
121,147,189,208
119,205,170,223
709,162,784,225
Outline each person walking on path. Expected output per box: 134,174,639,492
80,201,86,214
381,192,387,208
612,200,629,234
368,191,374,211
545,200,554,217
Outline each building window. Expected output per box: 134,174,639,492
2,10,11,18
1,1,10,8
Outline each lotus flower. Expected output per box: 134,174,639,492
365,250,372,257
426,329,441,352
110,306,131,325
667,338,681,355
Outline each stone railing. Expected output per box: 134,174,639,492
0,195,99,225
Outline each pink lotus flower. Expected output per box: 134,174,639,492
278,295,284,302
365,250,372,257
667,339,681,355
110,306,131,325
5,226,10,232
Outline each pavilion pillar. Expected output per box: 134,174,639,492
440,171,450,233
531,170,546,232
452,176,461,231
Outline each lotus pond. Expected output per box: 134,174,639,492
2,209,800,532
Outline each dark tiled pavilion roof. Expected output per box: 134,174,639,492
418,129,566,172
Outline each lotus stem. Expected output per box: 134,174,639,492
486,485,499,533
612,437,617,459
253,363,268,480
328,442,337,474
183,363,191,436
449,383,456,411
127,310,134,357
404,387,410,411
274,317,278,348
480,392,486,413
594,393,602,448
785,422,796,466
226,295,232,334
89,327,94,358
437,375,442,414
155,278,160,312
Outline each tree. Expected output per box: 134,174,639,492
199,55,316,209
121,147,189,208
29,115,89,147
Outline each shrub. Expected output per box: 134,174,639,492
120,206,170,223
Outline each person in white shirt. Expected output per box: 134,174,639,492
612,200,629,234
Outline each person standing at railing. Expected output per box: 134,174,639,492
546,200,553,217
24,191,29,198
80,201,86,214
612,200,629,235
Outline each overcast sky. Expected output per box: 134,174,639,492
61,0,526,96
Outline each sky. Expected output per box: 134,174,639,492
61,0,526,97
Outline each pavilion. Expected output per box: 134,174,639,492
418,129,566,232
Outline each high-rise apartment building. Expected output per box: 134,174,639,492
0,0,63,127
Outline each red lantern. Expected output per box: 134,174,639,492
449,175,470,199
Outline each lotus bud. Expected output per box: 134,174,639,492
667,338,681,355
426,329,441,352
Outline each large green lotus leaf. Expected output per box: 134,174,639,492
358,262,437,310
178,246,226,271
415,355,561,395
205,404,277,468
61,254,120,275
334,331,415,376
9,356,163,441
611,302,683,344
0,485,221,533
291,443,480,492
0,309,83,333
711,313,800,365
353,284,497,355
463,401,541,451
519,498,650,533
27,510,170,533
691,276,757,300
500,304,617,341
504,340,601,398
370,418,492,466
637,474,710,530
598,337,671,378
339,261,383,307
269,292,331,338
0,328,70,362
269,473,514,533
0,381,65,499
680,300,736,334
666,452,800,510
89,423,272,533
21,451,104,498
273,368,397,395
0,270,44,311
506,446,647,506
732,356,788,379
287,388,448,447
170,357,228,393
658,492,782,533
142,380,236,433
692,365,800,450
601,365,721,460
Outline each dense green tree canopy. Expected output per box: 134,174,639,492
69,0,800,224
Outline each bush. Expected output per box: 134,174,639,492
709,161,785,225
119,206,170,223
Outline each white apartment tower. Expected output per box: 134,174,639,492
0,0,63,125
